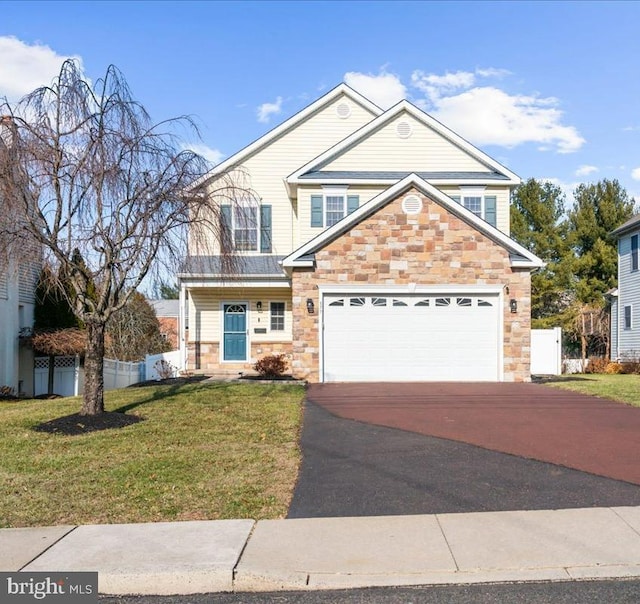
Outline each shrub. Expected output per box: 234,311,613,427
605,362,624,374
253,354,288,378
585,357,608,374
0,385,17,400
619,352,640,374
154,359,177,380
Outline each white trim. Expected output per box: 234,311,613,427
182,279,290,288
220,301,250,363
191,84,382,189
296,177,512,186
288,100,521,185
282,174,544,269
319,284,503,295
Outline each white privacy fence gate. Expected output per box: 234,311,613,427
530,327,563,376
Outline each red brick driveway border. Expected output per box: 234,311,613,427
306,382,640,486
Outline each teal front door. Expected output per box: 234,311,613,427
223,304,247,361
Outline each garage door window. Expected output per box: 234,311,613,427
457,298,472,307
350,297,365,306
435,298,451,306
392,299,408,307
372,297,387,306
329,299,344,307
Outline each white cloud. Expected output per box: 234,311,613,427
0,36,79,100
181,143,224,165
575,165,598,177
344,70,406,109
257,96,283,124
631,167,640,181
412,70,584,153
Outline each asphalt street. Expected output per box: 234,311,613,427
100,579,640,604
288,401,640,518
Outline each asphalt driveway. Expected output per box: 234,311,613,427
288,382,640,518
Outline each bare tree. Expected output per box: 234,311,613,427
106,291,170,361
0,60,241,415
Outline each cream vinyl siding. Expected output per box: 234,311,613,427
321,113,489,173
203,95,377,256
299,185,386,244
299,185,512,243
188,288,292,343
439,186,511,235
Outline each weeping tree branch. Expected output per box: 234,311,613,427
0,59,249,415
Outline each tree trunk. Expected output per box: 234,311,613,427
81,320,105,415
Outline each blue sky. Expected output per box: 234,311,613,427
2,1,640,204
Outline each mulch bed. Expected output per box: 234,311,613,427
33,412,144,435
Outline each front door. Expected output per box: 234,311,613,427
223,304,248,361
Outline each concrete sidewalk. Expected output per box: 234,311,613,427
1,506,640,595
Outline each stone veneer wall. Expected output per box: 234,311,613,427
291,188,532,383
186,341,293,375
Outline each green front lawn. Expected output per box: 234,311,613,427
543,373,640,407
0,381,304,528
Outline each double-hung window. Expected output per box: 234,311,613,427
624,304,632,330
310,188,359,228
325,195,345,227
450,188,497,227
270,302,285,331
234,205,258,251
631,234,638,272
221,201,272,253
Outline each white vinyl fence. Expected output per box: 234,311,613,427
145,350,181,381
35,356,144,397
530,327,563,376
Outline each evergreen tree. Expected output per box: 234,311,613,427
510,179,574,327
568,179,635,304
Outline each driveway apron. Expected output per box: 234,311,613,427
306,382,640,485
288,383,640,518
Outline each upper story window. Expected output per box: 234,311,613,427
311,188,359,228
624,304,632,330
221,202,272,253
234,205,258,251
631,234,638,272
450,188,497,228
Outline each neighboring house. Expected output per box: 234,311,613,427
0,116,37,396
149,299,179,350
178,84,544,382
0,262,37,396
610,215,640,361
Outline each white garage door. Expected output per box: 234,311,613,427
322,293,500,382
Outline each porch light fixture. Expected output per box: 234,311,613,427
306,298,315,314
256,301,262,312
510,299,518,314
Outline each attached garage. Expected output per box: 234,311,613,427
322,291,501,382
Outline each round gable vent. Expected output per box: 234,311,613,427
396,120,412,139
336,102,351,119
402,194,422,215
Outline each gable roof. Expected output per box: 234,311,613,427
192,84,383,188
287,100,521,186
282,173,543,269
612,214,640,237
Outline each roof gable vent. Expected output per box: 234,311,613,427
402,194,422,215
396,120,412,139
336,102,351,119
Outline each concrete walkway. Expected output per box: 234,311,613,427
2,506,640,595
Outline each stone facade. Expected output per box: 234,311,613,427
291,188,532,382
186,340,293,376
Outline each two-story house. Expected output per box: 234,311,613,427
0,117,37,396
610,215,640,360
178,84,543,382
